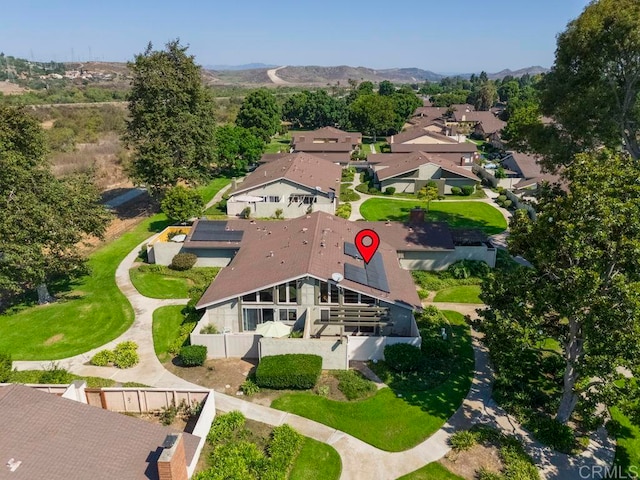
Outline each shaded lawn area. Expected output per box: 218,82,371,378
0,214,171,360
433,285,482,304
265,133,291,153
289,437,342,480
152,305,186,363
610,407,640,478
397,462,464,480
130,266,219,299
359,198,507,235
271,311,474,451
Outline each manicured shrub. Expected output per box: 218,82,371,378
503,199,513,208
461,185,474,196
450,430,478,451
207,410,246,444
335,202,352,219
170,252,197,271
383,343,423,372
40,364,74,384
255,354,322,389
0,352,11,382
268,424,303,473
421,335,453,359
179,345,207,367
336,370,376,400
450,186,462,195
524,414,575,453
274,208,283,219
368,187,381,195
200,324,219,334
448,260,491,279
113,341,139,369
384,186,396,195
240,378,260,396
90,349,114,366
497,194,507,202
355,183,370,194
241,206,252,219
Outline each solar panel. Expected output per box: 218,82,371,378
365,252,390,292
343,242,360,259
191,221,244,242
344,263,368,287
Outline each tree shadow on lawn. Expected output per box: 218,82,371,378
378,205,505,236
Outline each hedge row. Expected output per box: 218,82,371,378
255,354,322,389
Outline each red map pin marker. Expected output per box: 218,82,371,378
355,229,380,264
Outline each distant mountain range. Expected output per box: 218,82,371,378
205,63,277,71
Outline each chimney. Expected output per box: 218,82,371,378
409,207,425,225
157,433,188,480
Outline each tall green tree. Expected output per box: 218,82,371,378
417,181,439,212
214,125,264,174
519,0,640,166
348,94,396,141
378,80,396,96
124,40,216,197
0,106,110,305
390,91,422,131
161,185,204,224
235,88,281,142
281,90,347,129
480,150,640,424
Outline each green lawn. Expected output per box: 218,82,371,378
152,305,186,362
265,133,291,153
433,285,482,303
130,266,219,299
289,437,342,480
197,177,231,203
610,407,640,478
0,214,171,360
360,199,507,235
397,462,464,480
272,311,474,451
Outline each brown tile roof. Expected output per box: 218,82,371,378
503,151,546,180
411,106,446,121
0,384,199,480
390,142,478,154
230,152,342,197
373,152,480,181
472,112,507,135
291,127,362,148
260,152,350,164
195,212,453,310
293,142,355,152
388,126,458,145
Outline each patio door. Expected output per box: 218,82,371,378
242,308,274,331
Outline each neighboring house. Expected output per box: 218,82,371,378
226,152,341,219
387,125,479,165
186,212,495,367
502,151,563,194
291,126,362,164
369,152,480,194
471,112,507,148
0,382,215,480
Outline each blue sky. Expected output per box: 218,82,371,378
1,0,591,73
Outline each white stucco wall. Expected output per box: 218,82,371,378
398,246,496,270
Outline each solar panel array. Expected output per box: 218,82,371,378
343,242,361,259
343,248,390,293
191,221,244,242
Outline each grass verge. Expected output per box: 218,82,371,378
130,266,219,299
397,462,464,480
359,198,507,235
289,437,342,480
433,285,482,303
152,305,186,363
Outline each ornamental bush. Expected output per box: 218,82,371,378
170,252,197,271
91,349,114,366
0,352,11,382
384,186,396,195
113,341,139,369
450,186,462,195
336,370,376,400
383,343,423,372
255,354,322,389
461,185,474,196
179,345,207,367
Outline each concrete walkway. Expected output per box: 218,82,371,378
14,227,615,479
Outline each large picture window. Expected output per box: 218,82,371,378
277,281,297,304
242,308,274,331
319,281,339,304
278,308,297,322
242,288,274,303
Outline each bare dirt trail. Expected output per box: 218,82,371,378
266,66,292,85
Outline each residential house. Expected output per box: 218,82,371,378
448,107,506,149
291,126,362,164
502,151,562,195
226,152,341,219
369,152,480,194
388,132,479,165
0,382,215,480
188,212,495,367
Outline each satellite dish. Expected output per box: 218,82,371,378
331,272,344,283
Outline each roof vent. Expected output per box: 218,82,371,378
6,459,21,472
320,241,326,247
303,240,308,245
268,251,274,257
302,228,308,233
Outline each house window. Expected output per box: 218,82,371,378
277,281,297,304
267,196,280,203
343,289,360,304
242,288,274,303
289,195,317,204
319,309,330,322
243,308,274,331
319,281,339,304
278,308,297,322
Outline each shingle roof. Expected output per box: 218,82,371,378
472,112,507,135
230,152,342,197
195,212,453,310
388,126,458,145
374,152,480,181
291,127,362,147
0,384,200,480
390,142,478,154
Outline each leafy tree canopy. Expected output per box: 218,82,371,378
160,185,204,224
214,125,264,175
0,106,111,305
281,89,347,130
480,150,640,424
348,94,396,141
124,39,216,197
235,88,281,142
